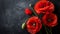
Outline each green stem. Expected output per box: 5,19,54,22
42,24,49,34
29,4,38,16
44,26,49,34
49,28,52,34
31,7,38,17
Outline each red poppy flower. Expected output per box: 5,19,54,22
25,8,32,15
34,1,54,15
26,16,42,34
42,13,57,27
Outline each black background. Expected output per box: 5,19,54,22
0,0,60,34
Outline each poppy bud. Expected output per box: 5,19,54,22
25,8,32,15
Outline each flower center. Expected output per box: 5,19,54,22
32,23,36,27
47,18,53,22
48,19,51,22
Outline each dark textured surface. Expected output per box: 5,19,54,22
0,0,60,34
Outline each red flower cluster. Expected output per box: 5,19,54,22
24,0,57,34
